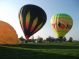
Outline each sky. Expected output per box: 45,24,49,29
0,0,79,40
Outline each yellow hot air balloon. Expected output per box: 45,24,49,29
50,13,73,38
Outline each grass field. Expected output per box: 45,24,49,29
0,42,79,59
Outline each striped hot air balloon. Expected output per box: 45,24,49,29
50,13,73,38
19,4,47,40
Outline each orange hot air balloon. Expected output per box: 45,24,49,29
0,20,21,44
19,4,47,40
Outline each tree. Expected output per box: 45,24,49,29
56,37,63,42
37,36,43,43
63,37,67,42
56,37,67,42
46,36,55,42
31,36,36,43
19,36,27,44
68,37,73,42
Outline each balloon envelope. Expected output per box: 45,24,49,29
19,4,47,39
0,20,21,44
50,13,73,38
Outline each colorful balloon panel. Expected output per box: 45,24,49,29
19,4,47,39
51,13,73,38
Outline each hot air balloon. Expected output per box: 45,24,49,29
19,4,47,40
0,20,21,44
50,13,73,38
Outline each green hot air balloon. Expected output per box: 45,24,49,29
50,13,73,38
19,4,47,40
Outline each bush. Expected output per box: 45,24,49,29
68,37,73,42
37,36,43,43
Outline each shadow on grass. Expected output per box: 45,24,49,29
1,44,79,49
0,46,79,59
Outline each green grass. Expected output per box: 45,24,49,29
0,42,79,59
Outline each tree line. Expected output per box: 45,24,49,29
19,36,74,44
